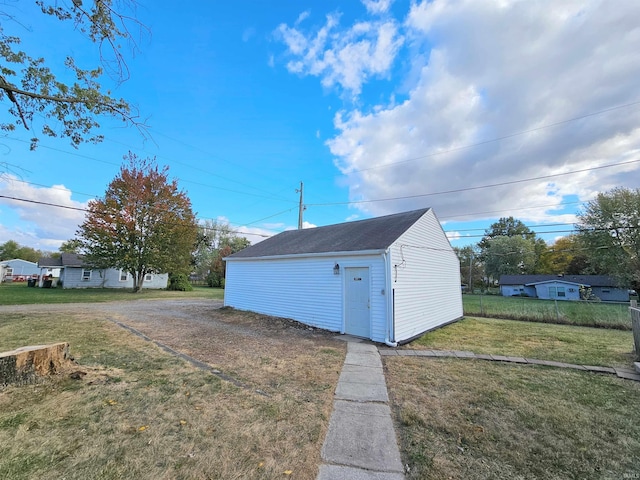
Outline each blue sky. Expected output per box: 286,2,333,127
1,0,639,253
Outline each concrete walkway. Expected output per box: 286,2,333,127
379,348,640,382
317,342,405,480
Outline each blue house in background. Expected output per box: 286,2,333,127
0,259,41,282
499,274,631,302
37,253,168,289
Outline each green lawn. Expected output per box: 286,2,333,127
389,315,640,478
386,357,640,480
0,282,224,305
463,293,632,329
410,316,635,367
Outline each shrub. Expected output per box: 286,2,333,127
167,273,193,291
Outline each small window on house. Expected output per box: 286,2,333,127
602,289,610,293
557,287,566,297
5,267,13,277
82,269,91,281
145,273,153,281
120,270,128,281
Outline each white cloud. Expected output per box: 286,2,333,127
296,10,310,25
0,175,88,251
325,0,640,224
242,27,255,42
362,0,393,15
276,12,404,96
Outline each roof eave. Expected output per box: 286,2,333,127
225,248,386,262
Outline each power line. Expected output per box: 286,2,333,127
308,158,640,207
448,222,577,233
103,136,294,203
438,200,584,221
2,135,297,205
0,195,273,239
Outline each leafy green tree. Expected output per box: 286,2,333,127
478,216,536,251
0,1,147,150
77,153,197,292
483,236,537,281
59,239,83,254
576,187,640,289
0,240,20,260
454,245,482,292
0,240,44,262
478,216,548,276
193,219,250,287
537,235,584,274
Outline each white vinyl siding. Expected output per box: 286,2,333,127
225,254,388,341
390,210,463,343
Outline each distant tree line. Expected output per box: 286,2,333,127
455,187,640,292
0,240,51,263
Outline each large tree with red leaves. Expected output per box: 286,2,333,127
78,152,197,291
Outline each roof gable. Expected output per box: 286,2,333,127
1,259,37,266
228,208,432,259
526,279,585,287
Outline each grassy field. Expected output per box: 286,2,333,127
388,316,640,479
0,310,343,479
410,316,635,367
3,285,639,478
0,282,224,305
463,293,632,329
386,357,640,480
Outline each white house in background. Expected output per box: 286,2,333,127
499,274,631,302
224,208,463,345
0,259,41,282
37,253,169,289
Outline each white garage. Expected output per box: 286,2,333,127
224,208,463,345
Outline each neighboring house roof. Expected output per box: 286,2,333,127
38,253,85,268
227,208,432,259
526,279,586,287
499,274,623,288
1,259,37,266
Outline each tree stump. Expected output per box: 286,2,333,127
0,343,74,386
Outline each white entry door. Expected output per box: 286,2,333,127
344,267,370,338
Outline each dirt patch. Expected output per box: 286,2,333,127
69,299,346,392
4,298,346,394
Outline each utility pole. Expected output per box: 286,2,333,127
469,251,473,294
296,181,305,229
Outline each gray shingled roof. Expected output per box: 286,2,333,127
499,274,622,287
38,253,86,268
228,208,432,259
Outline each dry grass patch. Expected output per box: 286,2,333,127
385,357,640,480
0,308,345,479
